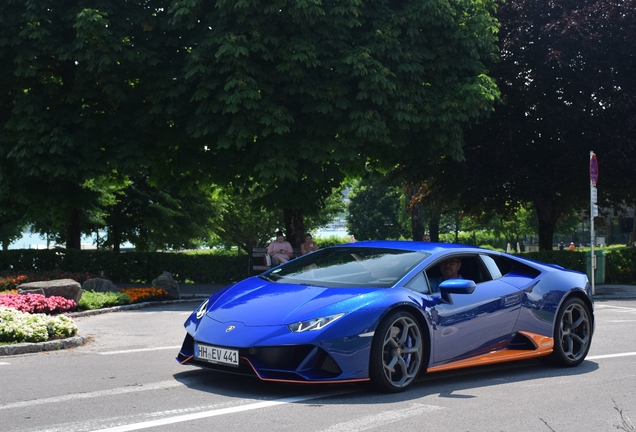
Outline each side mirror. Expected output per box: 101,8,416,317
439,279,477,304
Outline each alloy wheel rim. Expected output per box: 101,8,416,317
559,303,591,362
382,316,422,388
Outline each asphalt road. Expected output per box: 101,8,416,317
1,298,636,432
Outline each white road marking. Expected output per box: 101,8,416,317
321,403,443,432
588,351,636,360
98,346,180,355
89,390,355,432
595,305,636,311
0,380,183,410
0,362,10,366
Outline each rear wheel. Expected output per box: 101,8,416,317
369,310,423,392
549,297,593,367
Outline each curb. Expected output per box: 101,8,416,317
66,295,207,318
0,296,207,357
0,335,89,356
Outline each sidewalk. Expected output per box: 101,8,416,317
593,284,636,300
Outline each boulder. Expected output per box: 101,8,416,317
82,278,117,293
18,279,82,304
152,271,181,299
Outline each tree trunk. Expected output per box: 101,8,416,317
65,207,82,250
111,225,122,253
284,208,304,249
410,190,424,241
630,215,636,246
454,213,461,243
537,218,556,251
535,203,557,251
429,213,441,242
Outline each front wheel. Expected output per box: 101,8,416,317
369,310,424,392
549,297,593,367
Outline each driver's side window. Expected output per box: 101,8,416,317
424,255,485,292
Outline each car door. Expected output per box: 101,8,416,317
427,254,523,365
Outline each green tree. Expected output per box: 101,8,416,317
456,0,636,250
0,207,27,251
166,0,499,246
346,177,403,240
0,1,183,249
100,175,219,252
1,0,499,250
208,187,283,254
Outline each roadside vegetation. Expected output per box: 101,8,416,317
0,307,77,344
0,285,170,344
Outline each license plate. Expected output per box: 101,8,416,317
194,343,239,367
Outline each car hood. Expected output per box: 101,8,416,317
205,279,381,326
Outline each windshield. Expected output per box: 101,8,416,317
262,247,429,288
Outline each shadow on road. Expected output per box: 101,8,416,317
172,357,599,405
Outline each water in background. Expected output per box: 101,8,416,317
9,231,133,250
10,229,348,250
314,229,350,239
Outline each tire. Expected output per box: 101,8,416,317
549,297,593,367
369,310,424,392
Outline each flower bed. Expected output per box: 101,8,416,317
0,307,78,343
0,293,76,314
0,285,173,346
119,287,169,303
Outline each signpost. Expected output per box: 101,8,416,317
589,151,598,295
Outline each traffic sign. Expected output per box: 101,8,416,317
590,153,599,185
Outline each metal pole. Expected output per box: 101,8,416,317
590,204,595,296
590,151,596,296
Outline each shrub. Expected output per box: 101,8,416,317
78,291,131,310
605,248,636,284
0,249,249,284
0,307,77,343
316,235,351,248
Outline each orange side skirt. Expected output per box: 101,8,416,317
426,331,554,374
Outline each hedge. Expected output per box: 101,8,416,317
522,248,636,284
1,246,634,286
0,249,247,284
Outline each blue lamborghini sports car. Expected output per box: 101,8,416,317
177,241,594,392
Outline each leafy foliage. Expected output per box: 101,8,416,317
162,0,500,243
346,177,405,240
208,188,284,252
456,0,636,249
77,291,130,310
0,249,246,284
605,248,636,284
1,0,499,251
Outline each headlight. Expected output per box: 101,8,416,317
195,299,209,319
287,313,345,332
